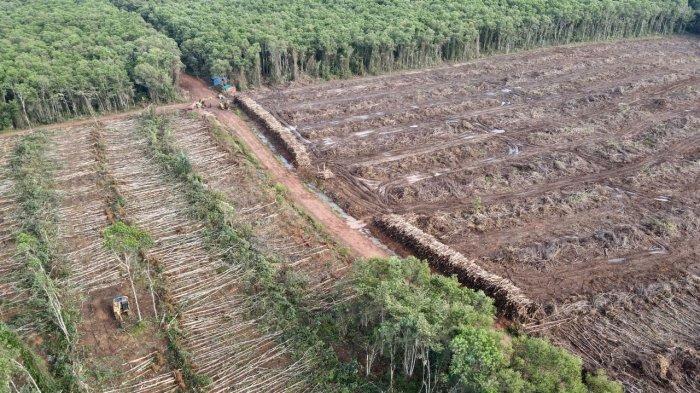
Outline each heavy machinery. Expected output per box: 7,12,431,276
112,295,130,323
211,76,236,94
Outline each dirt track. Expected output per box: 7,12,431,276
180,74,389,260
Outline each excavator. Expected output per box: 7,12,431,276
211,76,236,94
112,295,130,323
210,76,236,110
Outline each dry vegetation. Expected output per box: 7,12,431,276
252,36,700,392
0,136,20,307
101,115,311,391
0,109,358,391
48,124,175,391
166,113,348,289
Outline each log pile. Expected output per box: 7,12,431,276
377,214,534,319
234,94,311,168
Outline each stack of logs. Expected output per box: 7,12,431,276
235,95,311,168
377,214,535,320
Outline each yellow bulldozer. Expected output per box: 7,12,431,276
112,295,130,323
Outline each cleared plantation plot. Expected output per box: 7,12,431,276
168,114,351,292
528,276,700,392
49,127,120,291
100,116,311,391
47,125,174,391
0,138,17,299
252,36,700,391
1,111,355,390
1,100,378,390
0,136,20,307
1,126,174,390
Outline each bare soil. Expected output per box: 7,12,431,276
251,36,700,392
180,74,389,260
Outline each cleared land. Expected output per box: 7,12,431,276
0,109,356,390
251,36,700,392
0,136,21,308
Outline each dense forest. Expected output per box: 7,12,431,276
114,0,694,88
0,0,182,130
691,0,700,31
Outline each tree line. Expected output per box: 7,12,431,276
113,0,694,88
0,0,182,130
335,257,622,392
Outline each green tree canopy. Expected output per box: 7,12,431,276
0,0,182,130
103,221,153,255
115,0,694,88
339,257,623,392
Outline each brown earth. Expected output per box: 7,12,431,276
250,36,700,392
180,74,389,260
251,36,699,303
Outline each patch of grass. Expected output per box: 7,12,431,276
567,190,596,205
128,320,150,336
337,247,351,258
643,217,678,237
273,182,288,196
472,196,483,213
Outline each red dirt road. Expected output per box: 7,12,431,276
179,74,389,259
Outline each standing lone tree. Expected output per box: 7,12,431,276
103,222,154,322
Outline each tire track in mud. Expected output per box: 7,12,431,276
442,175,699,251
274,59,639,123
101,117,311,392
287,66,683,133
372,100,698,195
502,246,697,303
328,74,697,169
400,134,700,215
447,204,697,301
